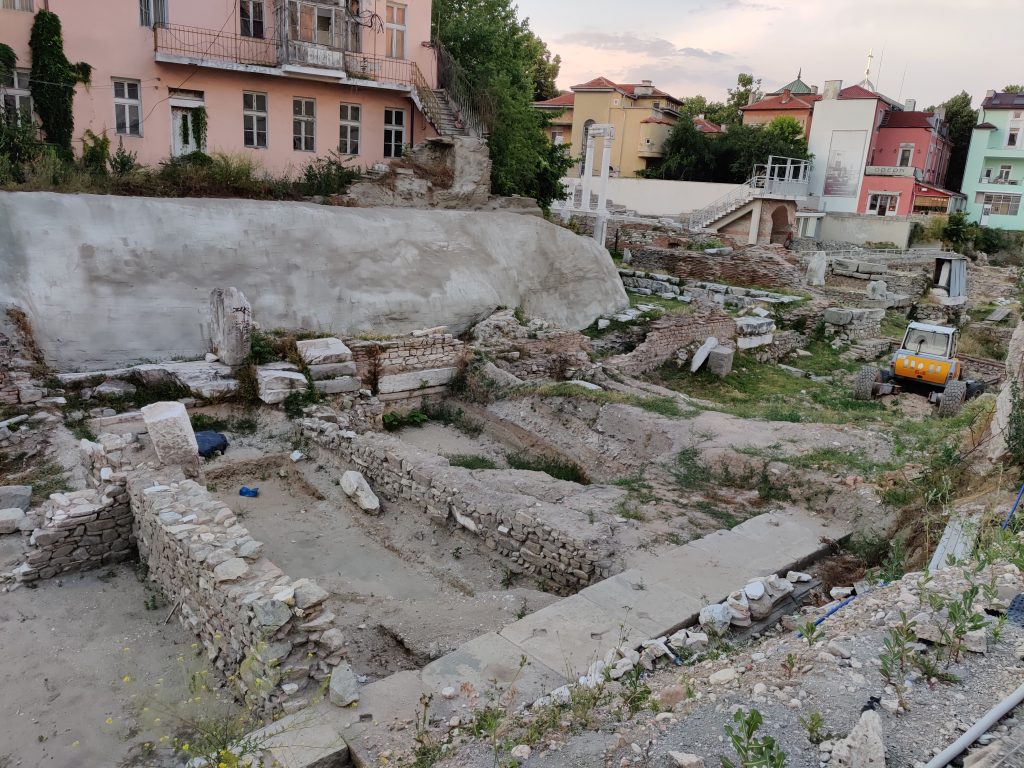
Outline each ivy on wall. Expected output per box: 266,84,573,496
0,43,16,80
191,106,207,150
28,10,92,159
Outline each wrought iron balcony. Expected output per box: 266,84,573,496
154,24,279,69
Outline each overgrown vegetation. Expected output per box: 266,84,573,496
447,453,498,470
382,409,429,432
189,412,258,436
721,708,786,768
28,10,92,160
506,450,588,484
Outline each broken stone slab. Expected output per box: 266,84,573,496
377,367,457,395
257,368,308,405
292,578,329,609
830,709,886,768
141,401,199,468
707,346,734,377
296,337,353,366
566,380,602,391
340,471,380,514
824,308,854,325
735,316,775,336
0,485,32,512
690,337,719,373
866,280,888,300
329,662,360,707
0,508,26,535
316,377,362,395
856,261,888,275
18,386,43,404
481,362,523,388
209,287,253,368
805,251,827,286
94,379,137,398
308,362,358,381
737,333,774,350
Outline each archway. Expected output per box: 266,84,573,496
580,119,595,175
770,205,791,244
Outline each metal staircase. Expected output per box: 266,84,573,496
685,156,811,231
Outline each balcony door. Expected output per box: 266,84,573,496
171,106,203,157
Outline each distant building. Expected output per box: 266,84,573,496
533,76,683,178
806,79,959,216
962,91,1024,230
740,73,820,138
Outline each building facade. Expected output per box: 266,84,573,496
534,76,684,178
740,74,820,138
962,91,1024,230
806,79,957,216
0,0,446,173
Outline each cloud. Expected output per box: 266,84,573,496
555,31,729,62
688,0,781,13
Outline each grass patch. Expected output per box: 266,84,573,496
506,451,588,484
382,409,429,432
421,400,484,436
190,412,259,435
782,446,891,476
880,311,911,340
17,462,72,505
531,382,697,418
958,324,1009,360
447,454,498,470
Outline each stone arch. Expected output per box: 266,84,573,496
770,204,792,244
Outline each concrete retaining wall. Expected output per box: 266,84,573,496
566,177,741,216
0,192,628,371
820,213,914,250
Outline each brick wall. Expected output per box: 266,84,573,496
611,311,738,376
347,332,467,398
630,246,802,289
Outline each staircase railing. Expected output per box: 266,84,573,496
410,63,449,137
432,40,493,138
686,178,757,230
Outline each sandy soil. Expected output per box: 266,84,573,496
393,422,512,467
207,461,558,680
0,565,234,768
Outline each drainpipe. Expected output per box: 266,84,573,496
923,682,1024,768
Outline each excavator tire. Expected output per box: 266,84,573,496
938,380,967,418
852,366,881,401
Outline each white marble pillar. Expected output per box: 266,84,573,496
580,134,596,211
596,134,614,214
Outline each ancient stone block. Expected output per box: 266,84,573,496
377,367,458,394
296,338,352,366
209,287,253,368
0,485,31,512
257,369,308,405
141,401,199,468
707,346,734,377
316,377,362,395
0,508,26,535
308,362,358,380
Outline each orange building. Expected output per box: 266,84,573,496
740,74,820,138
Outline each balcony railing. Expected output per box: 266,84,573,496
155,25,420,91
979,176,1020,186
154,24,279,68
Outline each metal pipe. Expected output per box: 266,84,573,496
1002,481,1024,529
923,681,1024,768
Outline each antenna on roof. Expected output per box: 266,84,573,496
876,43,886,93
896,63,908,103
797,67,802,80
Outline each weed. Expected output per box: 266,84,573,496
506,451,588,484
382,409,429,432
282,386,322,419
500,568,518,589
411,694,444,768
721,708,786,768
910,652,961,685
781,653,797,679
452,546,463,560
421,400,483,436
447,453,498,470
940,584,988,666
799,711,842,745
796,620,824,645
619,667,653,718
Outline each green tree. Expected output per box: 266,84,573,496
717,72,763,126
525,31,561,102
29,10,92,160
677,94,732,128
937,91,974,192
641,118,713,181
432,0,570,209
1003,84,1024,94
712,118,810,182
0,43,15,79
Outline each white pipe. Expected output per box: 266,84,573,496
923,681,1024,768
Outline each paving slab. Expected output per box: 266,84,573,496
420,632,567,709
578,570,704,638
683,529,787,574
342,670,428,767
499,595,646,677
633,541,757,593
251,702,350,768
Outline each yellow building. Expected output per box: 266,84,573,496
534,77,685,178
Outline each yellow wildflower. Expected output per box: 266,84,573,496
105,717,113,725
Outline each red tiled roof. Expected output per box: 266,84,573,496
534,92,575,108
880,111,934,129
570,76,682,105
741,92,819,112
693,117,722,133
838,84,879,99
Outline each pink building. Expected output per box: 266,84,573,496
0,0,459,173
856,108,955,216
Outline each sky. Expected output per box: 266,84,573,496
512,0,1022,110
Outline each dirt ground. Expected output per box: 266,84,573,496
394,422,512,468
206,460,559,679
0,565,234,768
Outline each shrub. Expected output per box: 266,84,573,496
80,129,110,176
382,409,429,431
447,453,498,470
301,151,360,196
506,450,588,484
108,138,139,177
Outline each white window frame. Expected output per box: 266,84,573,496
139,0,168,27
385,3,406,59
868,192,899,215
339,102,360,155
240,0,265,38
1,69,32,122
113,78,143,137
976,192,1021,216
1008,127,1021,148
1,0,34,11
384,106,405,158
243,91,268,149
997,164,1012,182
293,97,316,152
897,144,914,167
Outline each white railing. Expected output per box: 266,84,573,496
686,180,756,229
686,155,810,230
979,177,1019,185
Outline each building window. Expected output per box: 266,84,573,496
997,165,1012,183
243,91,268,148
139,0,168,27
339,103,360,155
385,3,406,59
1009,128,1021,148
551,129,564,146
1,69,32,122
293,97,315,151
976,192,1021,216
383,107,404,158
1,0,34,10
113,79,142,136
868,193,899,215
240,0,264,38
897,145,913,167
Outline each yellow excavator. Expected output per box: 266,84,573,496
851,321,985,417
